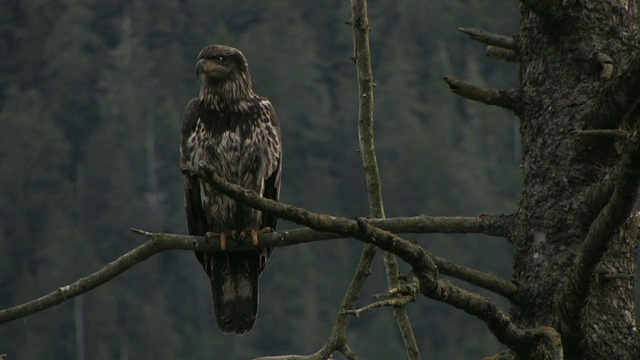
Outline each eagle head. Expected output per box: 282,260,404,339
196,45,253,101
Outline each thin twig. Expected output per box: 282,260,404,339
323,244,377,359
352,0,383,219
351,0,419,358
0,234,186,324
344,295,416,317
345,280,420,317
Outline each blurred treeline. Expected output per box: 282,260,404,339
0,1,520,359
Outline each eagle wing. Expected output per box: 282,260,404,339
258,100,281,271
180,98,207,237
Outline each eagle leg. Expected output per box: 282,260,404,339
205,231,230,250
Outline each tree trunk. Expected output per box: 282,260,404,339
513,1,640,359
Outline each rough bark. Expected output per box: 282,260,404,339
512,1,640,359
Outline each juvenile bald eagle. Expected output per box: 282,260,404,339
180,45,282,334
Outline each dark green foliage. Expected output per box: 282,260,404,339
0,1,519,358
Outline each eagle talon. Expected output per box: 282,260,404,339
205,231,228,250
245,227,274,246
250,229,259,246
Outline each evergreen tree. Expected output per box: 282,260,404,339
0,1,530,358
42,0,105,159
0,86,80,358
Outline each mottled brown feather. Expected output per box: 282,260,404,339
180,45,282,334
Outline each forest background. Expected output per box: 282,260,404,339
0,0,551,358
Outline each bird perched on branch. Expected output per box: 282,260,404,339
180,45,282,334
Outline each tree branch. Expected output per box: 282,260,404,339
0,232,188,324
195,214,513,248
443,76,521,113
352,0,382,220
431,253,518,299
351,0,419,358
458,27,516,50
344,279,420,317
558,128,640,354
430,279,563,358
0,184,550,357
344,294,417,317
196,170,560,358
486,46,518,63
0,212,516,325
371,213,514,238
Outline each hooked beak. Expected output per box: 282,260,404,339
195,59,206,77
195,58,225,78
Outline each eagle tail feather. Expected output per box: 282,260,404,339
210,252,260,334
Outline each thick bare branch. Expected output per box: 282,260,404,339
486,46,518,63
1,182,551,357
370,213,514,238
458,27,516,50
0,212,515,325
443,76,521,113
430,279,562,358
432,254,518,299
200,171,560,357
558,128,640,353
185,214,512,250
